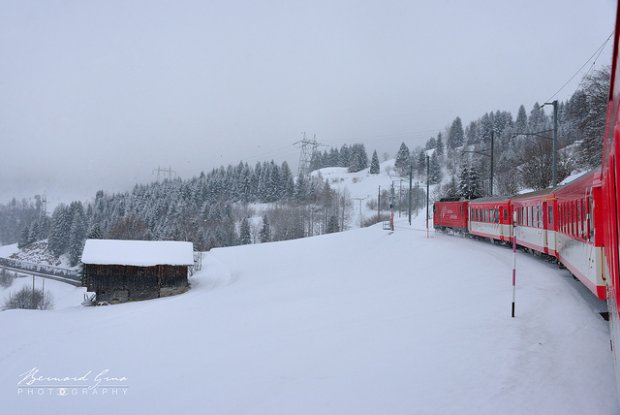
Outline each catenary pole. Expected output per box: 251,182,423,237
408,164,413,225
552,100,558,187
512,218,517,318
490,129,494,196
426,155,430,238
378,186,381,222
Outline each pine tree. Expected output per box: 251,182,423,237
417,150,426,176
49,204,72,257
442,175,459,199
326,215,339,233
17,225,30,249
515,104,528,132
429,152,442,184
448,117,465,149
458,163,483,199
348,144,368,172
436,133,445,156
239,217,251,245
259,215,271,243
68,202,87,266
88,223,103,239
370,150,380,174
394,142,410,176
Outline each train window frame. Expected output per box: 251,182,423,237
577,201,581,238
548,205,553,225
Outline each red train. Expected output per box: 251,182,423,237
436,0,620,393
433,169,606,300
433,1,620,396
604,1,620,395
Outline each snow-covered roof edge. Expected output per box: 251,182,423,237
81,239,194,267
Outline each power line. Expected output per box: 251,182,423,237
543,30,613,103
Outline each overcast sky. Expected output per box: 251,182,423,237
0,0,616,204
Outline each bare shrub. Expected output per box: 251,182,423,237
4,286,53,310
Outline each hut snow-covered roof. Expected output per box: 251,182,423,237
81,240,194,267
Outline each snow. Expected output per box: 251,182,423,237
0,243,19,258
312,159,426,227
559,169,591,185
0,276,86,310
0,211,618,414
81,239,194,266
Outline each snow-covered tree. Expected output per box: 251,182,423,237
448,117,465,148
239,218,251,245
259,215,271,243
458,163,483,199
394,142,410,176
370,150,380,174
428,152,442,184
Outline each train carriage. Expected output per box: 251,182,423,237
602,0,620,389
467,197,513,242
555,170,606,300
511,188,557,256
433,199,469,232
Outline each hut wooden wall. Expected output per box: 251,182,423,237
83,264,188,303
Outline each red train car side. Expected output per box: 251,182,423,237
468,197,512,242
511,188,557,256
555,170,606,300
602,0,620,392
433,200,469,232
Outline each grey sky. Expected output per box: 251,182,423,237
0,0,615,204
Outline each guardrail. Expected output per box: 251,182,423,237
0,257,82,286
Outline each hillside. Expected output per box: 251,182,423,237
0,212,617,414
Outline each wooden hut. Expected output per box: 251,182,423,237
81,239,194,303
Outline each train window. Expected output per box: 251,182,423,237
572,201,577,236
575,200,579,236
503,209,508,222
548,206,553,225
539,206,543,228
577,201,580,237
589,195,594,241
566,202,571,235
582,199,587,240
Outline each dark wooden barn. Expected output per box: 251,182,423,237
81,239,194,304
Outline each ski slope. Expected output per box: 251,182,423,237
0,216,618,414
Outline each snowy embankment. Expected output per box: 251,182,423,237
312,159,428,227
0,217,618,414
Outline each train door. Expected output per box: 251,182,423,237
608,153,620,307
542,201,549,254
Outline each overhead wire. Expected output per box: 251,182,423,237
543,30,614,103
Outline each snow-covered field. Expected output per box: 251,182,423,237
313,159,426,227
0,212,618,414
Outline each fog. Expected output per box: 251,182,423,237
0,0,615,204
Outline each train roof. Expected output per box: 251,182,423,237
468,195,512,204
511,187,556,201
554,169,601,196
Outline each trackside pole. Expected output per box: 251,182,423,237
512,225,517,318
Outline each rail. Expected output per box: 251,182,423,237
0,257,82,287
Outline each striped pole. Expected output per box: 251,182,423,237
512,226,517,318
